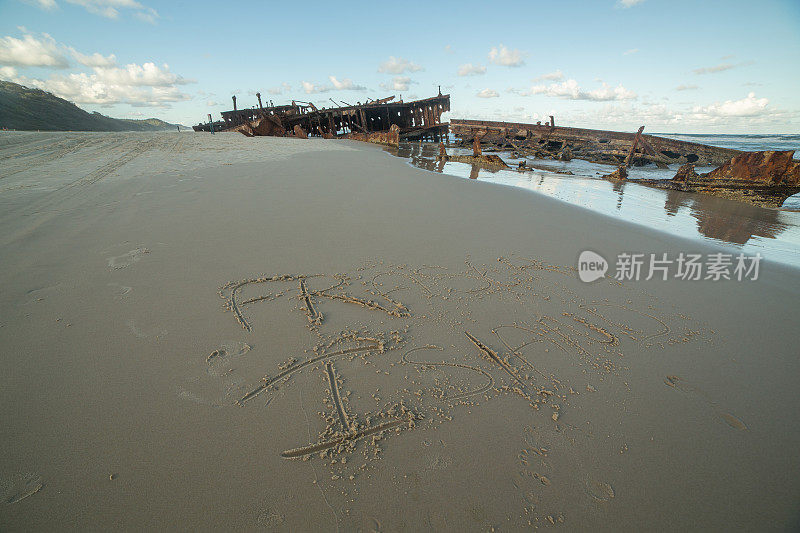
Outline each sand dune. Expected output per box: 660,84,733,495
1,132,798,531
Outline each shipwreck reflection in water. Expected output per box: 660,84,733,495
688,194,788,245
387,143,800,269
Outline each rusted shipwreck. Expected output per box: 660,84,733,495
634,151,800,208
451,118,800,207
450,118,740,167
193,92,450,144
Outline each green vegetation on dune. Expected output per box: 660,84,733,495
0,80,186,132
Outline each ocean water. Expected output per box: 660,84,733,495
388,135,800,270
656,133,800,153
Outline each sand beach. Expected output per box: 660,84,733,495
1,131,799,531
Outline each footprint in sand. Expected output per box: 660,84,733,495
424,453,453,471
107,248,150,270
126,319,166,340
176,342,253,406
585,479,615,502
206,341,252,377
2,472,44,504
22,284,60,305
256,507,285,528
108,283,132,299
175,375,246,407
664,375,747,431
340,510,382,532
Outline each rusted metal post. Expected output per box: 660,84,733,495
232,95,237,112
256,92,263,109
473,135,482,156
549,115,554,127
208,113,214,134
624,126,646,168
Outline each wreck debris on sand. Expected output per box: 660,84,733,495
635,151,800,208
193,91,450,145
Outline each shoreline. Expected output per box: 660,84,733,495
384,141,800,270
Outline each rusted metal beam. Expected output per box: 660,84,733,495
624,126,645,168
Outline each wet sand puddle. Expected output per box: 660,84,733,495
186,254,728,528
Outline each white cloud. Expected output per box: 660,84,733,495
0,66,18,79
692,61,752,75
378,56,422,74
63,0,159,22
328,75,365,91
457,63,486,76
675,84,698,91
0,29,191,109
301,81,325,94
585,82,637,101
0,32,69,68
302,76,366,94
11,62,194,107
132,6,158,23
24,0,160,22
692,92,769,118
267,82,291,95
488,44,525,67
91,62,192,87
623,48,639,55
444,44,453,54
70,49,116,67
206,100,218,107
22,0,57,9
512,78,636,101
557,94,789,131
380,76,414,91
477,88,499,98
693,63,735,75
617,0,645,7
534,69,564,82
0,30,117,70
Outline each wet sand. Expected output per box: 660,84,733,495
389,142,800,268
1,132,799,531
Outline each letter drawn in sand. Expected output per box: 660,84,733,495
237,336,384,406
206,256,710,476
299,279,323,325
465,331,530,395
401,345,495,401
326,362,351,431
281,416,413,459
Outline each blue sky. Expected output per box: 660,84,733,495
1,0,798,133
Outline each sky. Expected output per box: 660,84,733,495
0,0,799,133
